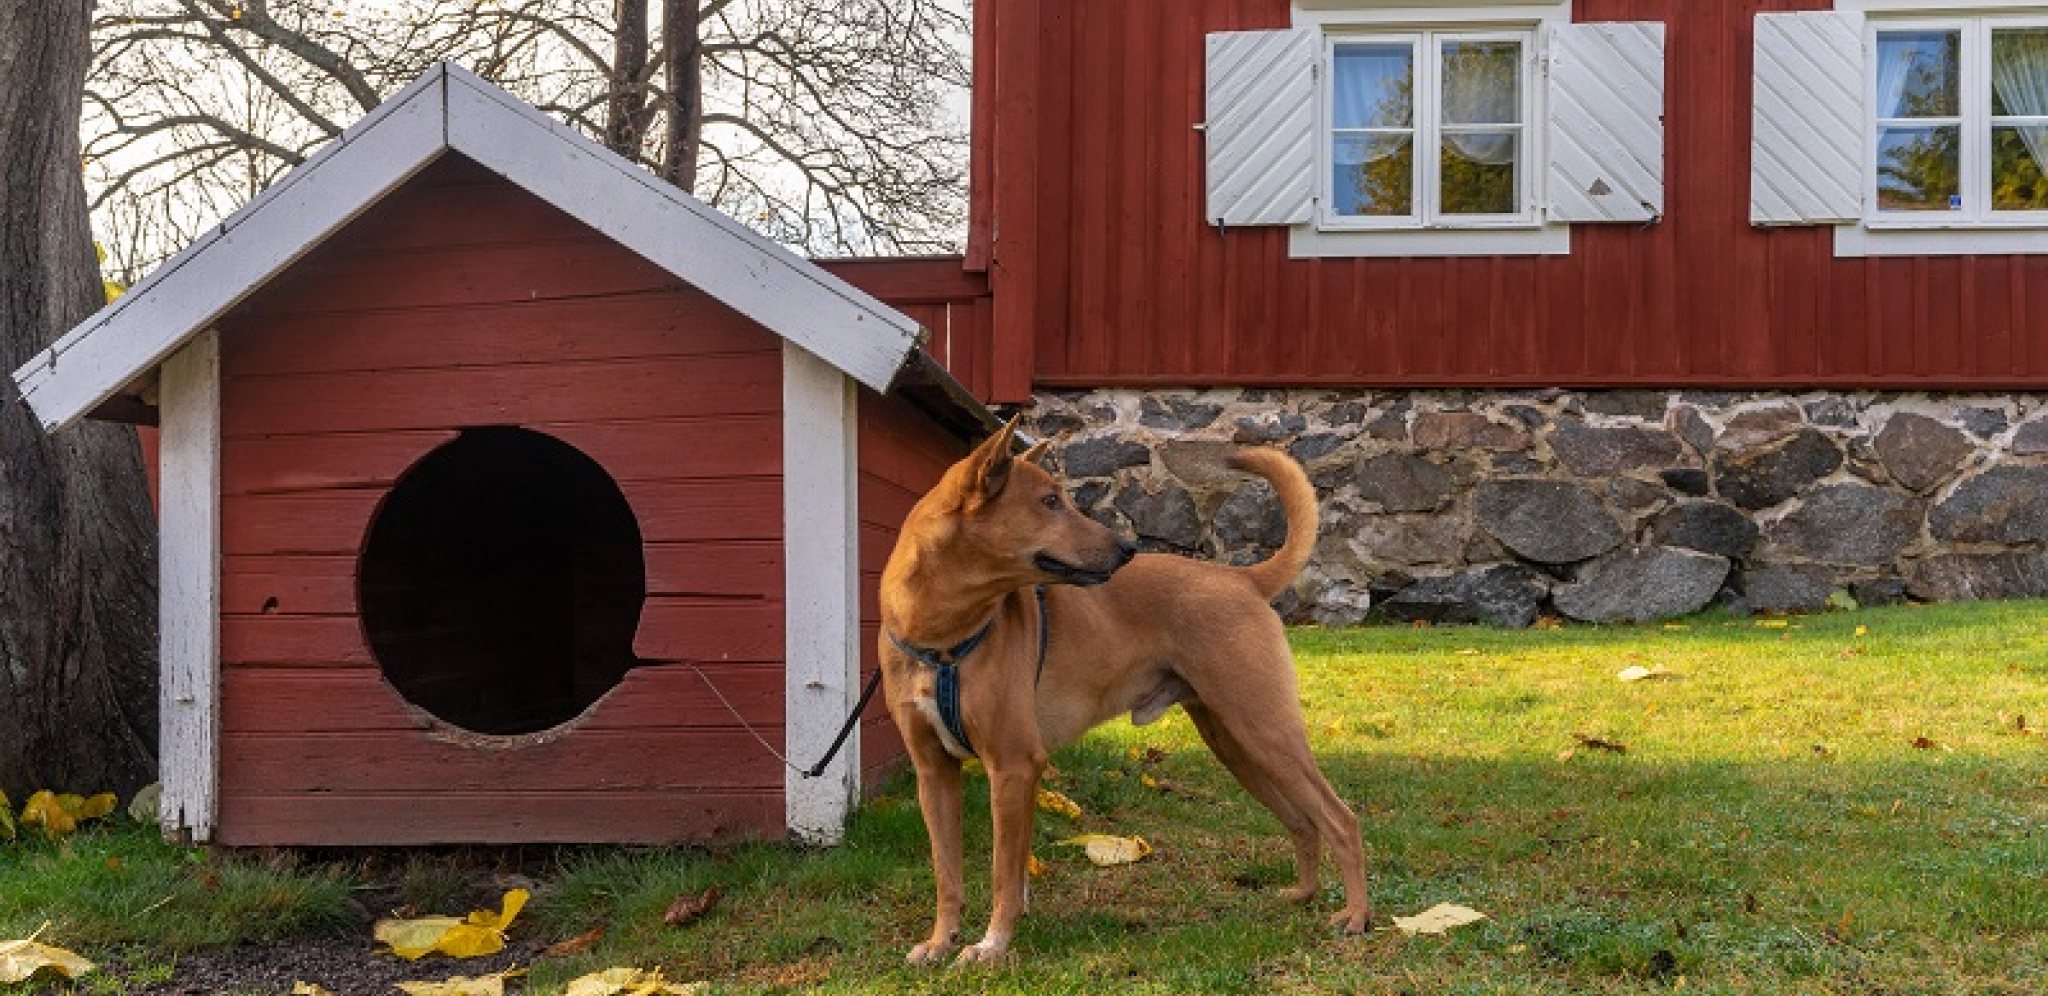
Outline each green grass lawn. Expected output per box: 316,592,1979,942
5,600,2046,994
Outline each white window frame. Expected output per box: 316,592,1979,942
1836,0,2048,255
1320,29,1539,231
1291,0,1571,258
1865,15,2048,228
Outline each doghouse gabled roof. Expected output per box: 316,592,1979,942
12,62,929,432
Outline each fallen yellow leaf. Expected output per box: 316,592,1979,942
396,968,524,995
0,933,95,984
1028,854,1046,877
16,791,118,841
1854,625,1869,637
1036,788,1082,819
0,790,13,841
1391,902,1489,936
1056,834,1152,866
1755,619,1790,629
290,983,344,996
562,966,706,996
375,889,530,960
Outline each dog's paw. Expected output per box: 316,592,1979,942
1329,906,1373,935
951,939,1010,966
906,938,957,965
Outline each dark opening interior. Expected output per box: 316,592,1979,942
359,427,646,735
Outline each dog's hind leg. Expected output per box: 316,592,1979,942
1185,701,1324,904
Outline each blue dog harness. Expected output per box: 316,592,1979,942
886,586,1049,758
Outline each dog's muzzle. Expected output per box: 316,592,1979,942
1035,538,1136,587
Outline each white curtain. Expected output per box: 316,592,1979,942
1992,30,2048,174
1441,43,1518,166
1331,44,1411,133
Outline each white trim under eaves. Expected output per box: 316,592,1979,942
781,340,863,845
1839,0,2048,13
1294,2,1570,30
11,63,924,433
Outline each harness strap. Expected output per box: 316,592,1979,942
883,586,1051,759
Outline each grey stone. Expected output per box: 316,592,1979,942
1139,395,1224,431
1872,413,1973,493
1493,453,1546,474
1908,550,2048,602
1713,430,1843,510
1661,468,1711,497
1311,578,1376,628
1414,412,1530,452
2011,417,2048,456
1582,390,1671,420
1504,404,1548,429
1550,422,1686,476
1554,546,1731,624
1803,397,1860,429
1233,412,1308,444
1214,481,1287,550
1717,404,1806,449
1355,452,1457,513
1648,501,1759,559
1608,478,1672,514
1323,401,1371,427
1959,406,2009,438
1113,482,1202,550
1930,466,2048,544
1475,479,1625,564
1072,480,1111,514
1670,406,1716,455
1032,410,1091,436
1729,564,1836,615
1850,578,1912,607
1371,564,1552,628
1765,484,1921,566
1365,402,1411,441
1289,433,1347,463
1158,439,1241,487
1350,515,1467,567
1062,436,1151,478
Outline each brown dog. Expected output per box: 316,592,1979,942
878,419,1371,964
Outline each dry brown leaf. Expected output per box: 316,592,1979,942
662,886,722,927
541,925,607,958
1574,734,1629,754
1910,736,1946,751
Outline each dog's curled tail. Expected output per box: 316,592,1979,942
1228,446,1319,601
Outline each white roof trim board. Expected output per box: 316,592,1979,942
12,62,924,432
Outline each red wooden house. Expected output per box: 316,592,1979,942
11,65,987,846
948,0,2048,624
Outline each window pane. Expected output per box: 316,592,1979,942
1442,41,1521,126
1876,125,1961,211
1440,133,1518,215
1332,43,1413,129
1332,134,1413,216
1991,28,2048,117
1875,30,1960,118
1992,125,2048,211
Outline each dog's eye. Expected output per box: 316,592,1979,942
1040,493,1062,511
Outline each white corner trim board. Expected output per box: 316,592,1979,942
10,63,924,434
781,341,863,845
157,329,222,844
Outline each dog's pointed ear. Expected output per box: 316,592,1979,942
1020,440,1051,465
967,416,1021,501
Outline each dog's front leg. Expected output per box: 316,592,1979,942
955,757,1044,964
907,746,966,965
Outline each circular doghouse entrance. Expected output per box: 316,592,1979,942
359,427,645,735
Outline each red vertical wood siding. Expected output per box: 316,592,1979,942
822,259,995,401
855,390,973,789
977,0,2048,391
210,155,788,845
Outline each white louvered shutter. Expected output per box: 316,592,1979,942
1752,11,1865,226
1205,28,1317,227
1546,22,1666,223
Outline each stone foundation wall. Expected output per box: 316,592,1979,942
1025,389,2048,626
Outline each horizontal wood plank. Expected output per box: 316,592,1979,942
220,728,782,793
222,354,780,436
633,599,783,662
215,789,782,845
235,236,681,317
223,431,456,495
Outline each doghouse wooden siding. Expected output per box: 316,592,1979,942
211,155,791,845
855,389,975,785
969,0,2048,396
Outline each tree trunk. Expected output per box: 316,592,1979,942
0,0,160,800
661,0,703,191
606,0,652,156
